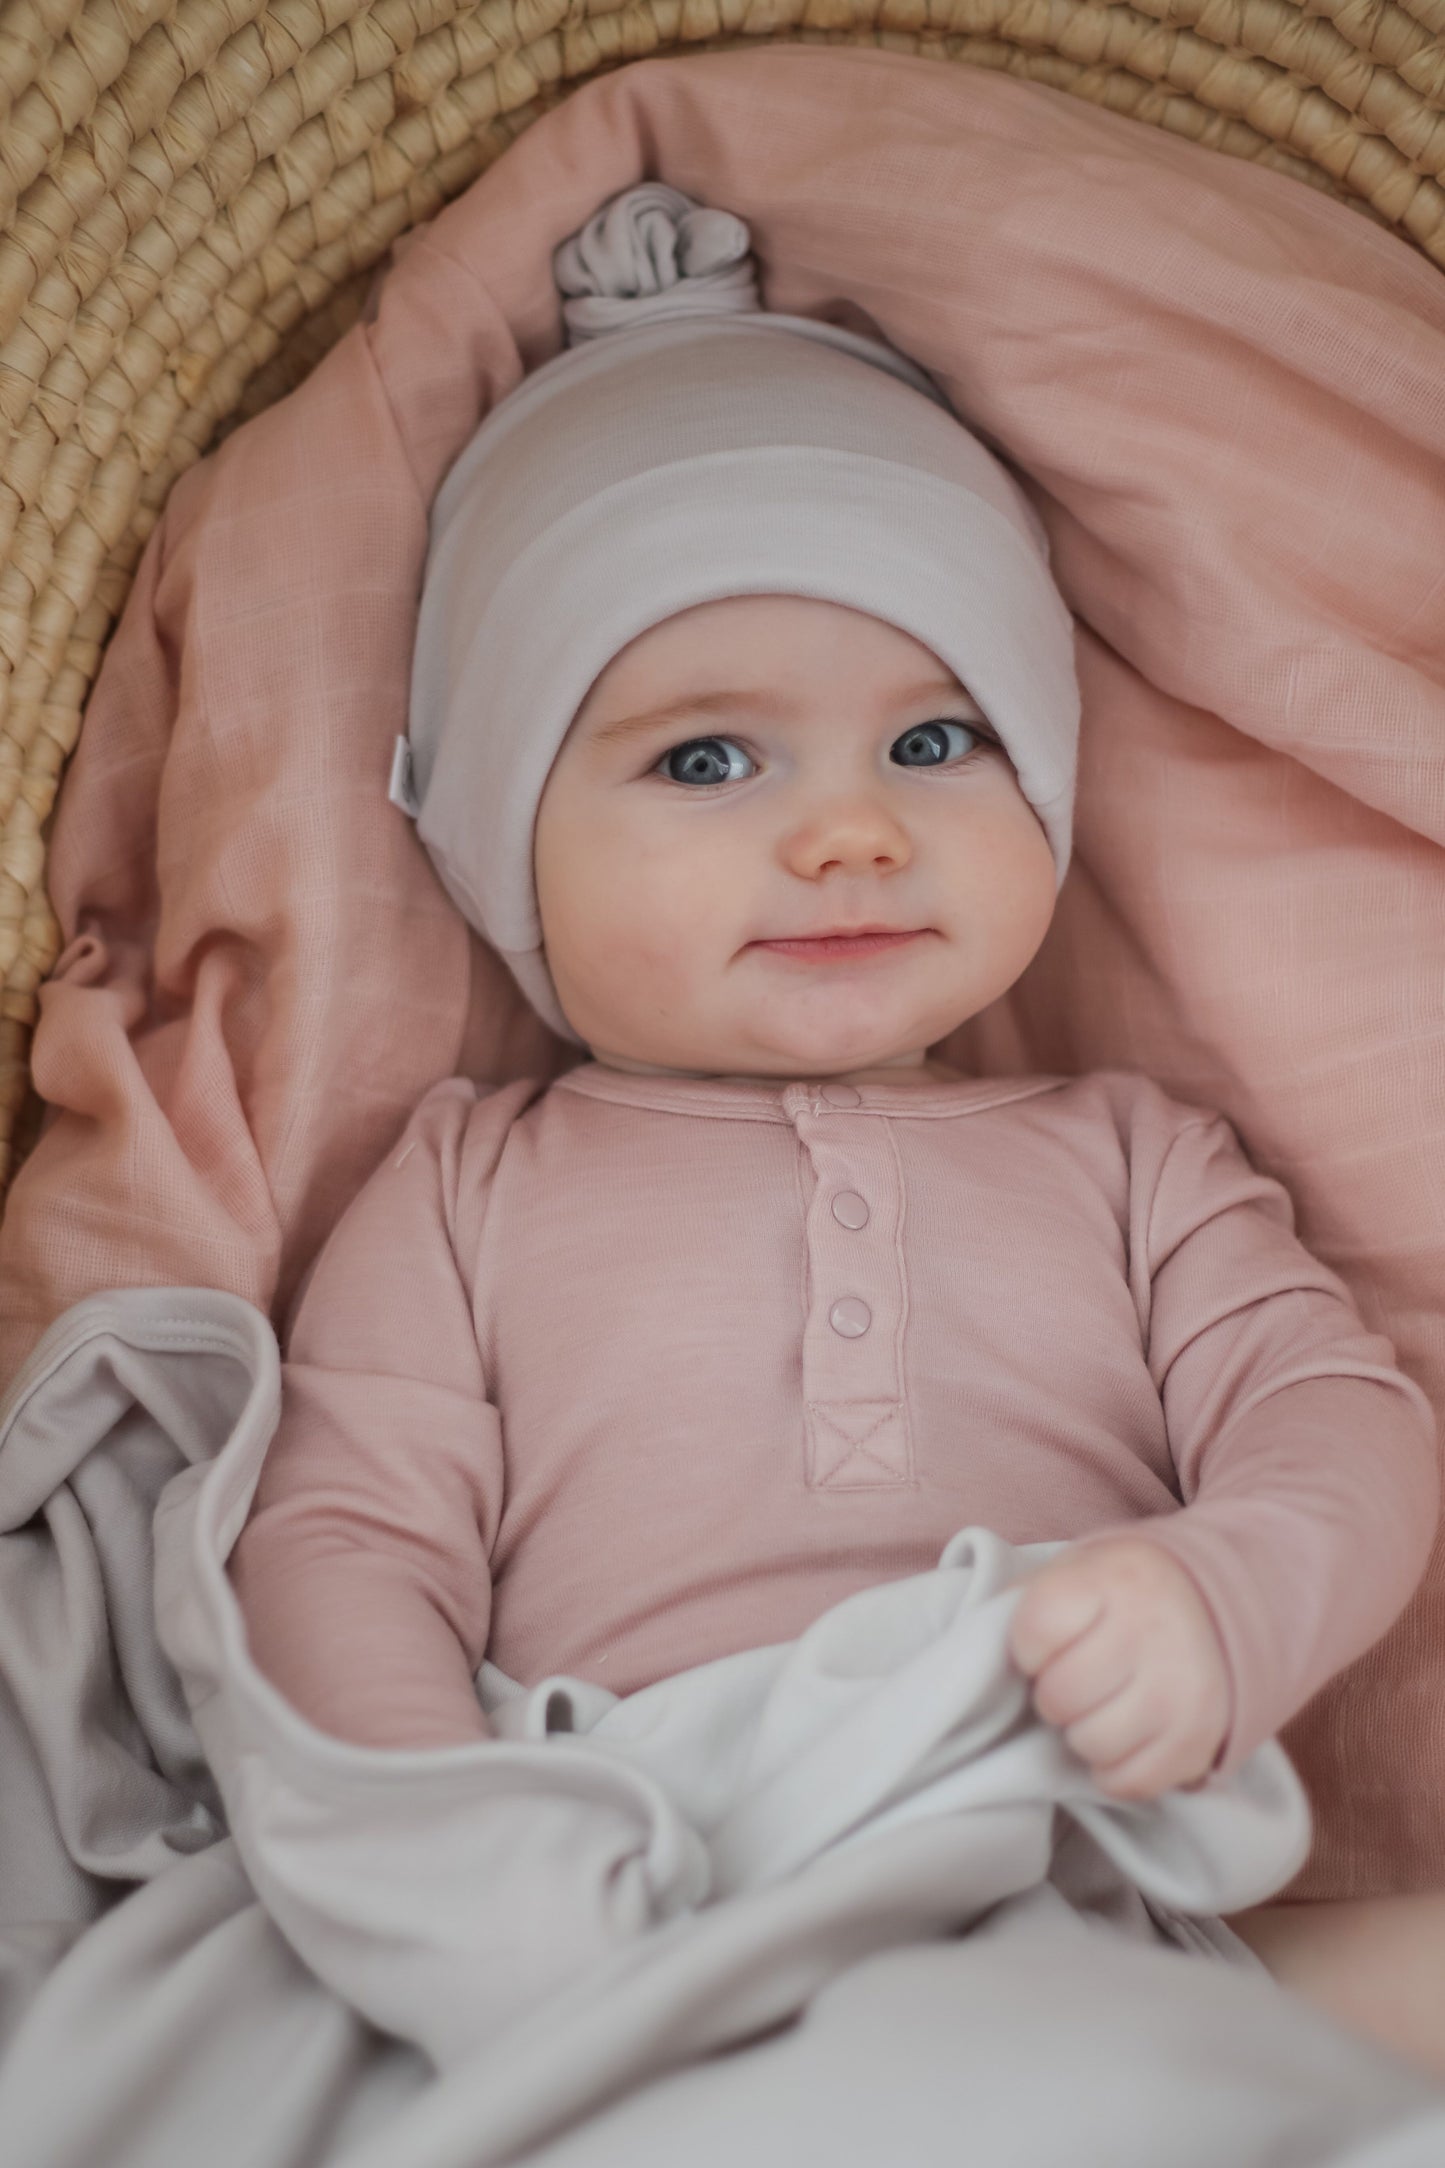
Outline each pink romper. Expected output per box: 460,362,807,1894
229,1063,1439,1773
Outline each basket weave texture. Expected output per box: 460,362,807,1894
2,0,1444,1193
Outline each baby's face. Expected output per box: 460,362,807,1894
534,596,1058,1078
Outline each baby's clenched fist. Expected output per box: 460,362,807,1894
1007,1536,1232,1801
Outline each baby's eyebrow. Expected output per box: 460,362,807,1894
587,690,787,750
587,677,980,750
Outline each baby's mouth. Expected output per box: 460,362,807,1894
749,929,929,962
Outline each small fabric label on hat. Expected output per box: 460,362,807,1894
388,736,421,819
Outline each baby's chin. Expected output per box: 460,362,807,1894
720,995,971,1076
565,957,980,1078
607,1020,947,1083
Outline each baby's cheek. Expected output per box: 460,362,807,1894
551,817,743,1016
622,853,731,960
574,901,703,1025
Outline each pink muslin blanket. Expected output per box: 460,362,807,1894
1,47,1442,1899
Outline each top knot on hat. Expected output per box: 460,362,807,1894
553,181,762,342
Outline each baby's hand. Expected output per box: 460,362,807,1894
1007,1536,1232,1801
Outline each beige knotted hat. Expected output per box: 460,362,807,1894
399,183,1081,1046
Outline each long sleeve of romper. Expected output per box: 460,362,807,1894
228,1078,522,1750
1091,1108,1440,1778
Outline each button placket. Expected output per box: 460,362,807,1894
784,1086,913,1490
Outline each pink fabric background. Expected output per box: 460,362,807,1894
2,46,1442,1899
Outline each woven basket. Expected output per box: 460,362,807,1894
2,0,1444,1198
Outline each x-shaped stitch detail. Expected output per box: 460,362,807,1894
807,1400,912,1488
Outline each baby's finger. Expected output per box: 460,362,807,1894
1030,1632,1136,1731
1061,1682,1161,1773
1008,1569,1108,1677
1091,1729,1211,1803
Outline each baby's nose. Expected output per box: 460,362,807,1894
781,796,913,878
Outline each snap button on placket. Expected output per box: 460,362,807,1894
829,1296,872,1337
831,1190,869,1229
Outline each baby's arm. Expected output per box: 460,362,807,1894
1013,1104,1439,1791
230,1078,521,1750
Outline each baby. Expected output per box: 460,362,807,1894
229,187,1437,1949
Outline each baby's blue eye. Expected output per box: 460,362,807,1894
660,738,755,787
896,719,987,771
